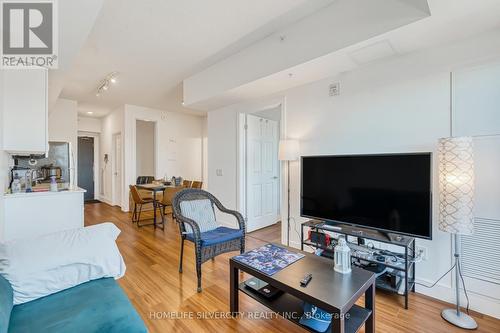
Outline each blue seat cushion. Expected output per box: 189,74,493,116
186,226,243,246
0,275,13,333
8,278,146,333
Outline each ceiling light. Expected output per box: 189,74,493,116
87,111,94,115
96,71,119,96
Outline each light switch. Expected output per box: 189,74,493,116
216,169,223,176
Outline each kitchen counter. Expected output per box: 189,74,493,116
1,186,85,242
4,186,86,198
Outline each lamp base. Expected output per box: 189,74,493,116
441,309,478,330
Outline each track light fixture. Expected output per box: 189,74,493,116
96,72,118,97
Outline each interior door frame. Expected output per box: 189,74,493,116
237,97,285,231
112,132,123,207
77,131,100,200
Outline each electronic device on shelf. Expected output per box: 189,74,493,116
308,230,331,247
301,153,432,240
244,277,282,298
301,219,416,309
320,224,342,231
346,242,377,255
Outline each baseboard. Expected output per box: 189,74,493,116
98,196,113,206
415,278,500,319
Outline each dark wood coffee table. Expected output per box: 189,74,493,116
230,245,376,333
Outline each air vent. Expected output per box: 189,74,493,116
461,217,500,285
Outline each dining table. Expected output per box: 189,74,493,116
135,183,179,229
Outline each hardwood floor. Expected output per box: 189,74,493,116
85,203,500,333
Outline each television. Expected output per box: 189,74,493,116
301,153,432,239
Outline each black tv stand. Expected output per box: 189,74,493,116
301,220,416,309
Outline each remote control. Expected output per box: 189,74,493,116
300,273,312,287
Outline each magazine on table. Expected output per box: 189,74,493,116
233,243,305,275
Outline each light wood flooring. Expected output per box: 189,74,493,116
84,202,500,333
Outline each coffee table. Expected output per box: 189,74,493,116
230,245,376,333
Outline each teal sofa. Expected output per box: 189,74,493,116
0,275,147,333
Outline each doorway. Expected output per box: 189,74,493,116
242,107,281,232
112,133,122,207
135,120,156,179
78,136,95,201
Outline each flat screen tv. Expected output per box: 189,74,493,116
301,153,432,239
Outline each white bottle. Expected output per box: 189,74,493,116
50,176,58,192
12,173,21,194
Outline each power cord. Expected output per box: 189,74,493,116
291,217,319,251
457,260,471,315
414,263,456,289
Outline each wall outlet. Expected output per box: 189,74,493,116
416,245,428,261
216,169,223,176
329,82,340,96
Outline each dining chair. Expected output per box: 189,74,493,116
129,185,163,226
172,189,246,292
136,176,154,184
158,186,184,220
191,181,203,189
182,179,193,188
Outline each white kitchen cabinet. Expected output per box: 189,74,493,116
1,187,85,242
2,67,48,154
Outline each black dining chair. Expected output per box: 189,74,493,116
136,176,154,185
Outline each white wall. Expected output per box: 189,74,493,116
0,70,7,240
207,108,239,211
202,116,208,190
207,50,500,318
49,99,78,146
0,150,6,239
99,105,205,211
48,98,78,185
135,120,155,177
121,105,204,211
78,116,101,133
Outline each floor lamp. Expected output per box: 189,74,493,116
438,136,477,330
278,140,299,247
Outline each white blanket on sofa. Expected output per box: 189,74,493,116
0,222,126,305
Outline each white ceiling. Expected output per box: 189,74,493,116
60,0,334,117
48,0,104,112
61,0,500,117
182,0,500,109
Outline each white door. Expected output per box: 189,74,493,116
246,114,279,231
113,133,122,207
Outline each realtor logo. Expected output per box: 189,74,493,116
1,0,58,68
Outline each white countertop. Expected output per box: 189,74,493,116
4,186,86,198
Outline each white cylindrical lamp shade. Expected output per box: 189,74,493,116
438,137,475,235
278,140,300,161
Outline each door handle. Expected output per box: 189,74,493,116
272,176,278,179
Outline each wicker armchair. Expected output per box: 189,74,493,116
172,189,246,292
